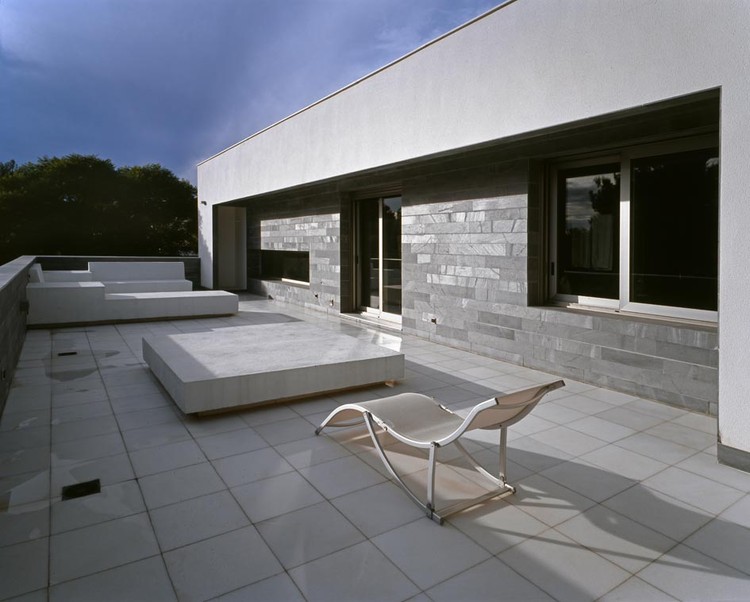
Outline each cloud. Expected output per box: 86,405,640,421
0,0,502,184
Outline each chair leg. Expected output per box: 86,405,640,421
362,413,441,522
499,425,509,484
427,444,437,517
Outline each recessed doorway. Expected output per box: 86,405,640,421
355,196,402,321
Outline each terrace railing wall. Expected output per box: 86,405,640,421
0,256,35,415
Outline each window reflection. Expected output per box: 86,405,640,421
557,165,620,299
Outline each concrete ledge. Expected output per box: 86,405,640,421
43,270,94,282
143,322,405,414
89,261,185,281
102,279,192,293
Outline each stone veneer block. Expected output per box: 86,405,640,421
143,323,404,414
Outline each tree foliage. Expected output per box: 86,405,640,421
0,155,197,264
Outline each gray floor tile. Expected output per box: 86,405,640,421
683,519,750,575
507,474,597,527
644,422,716,451
129,439,206,478
49,556,176,602
331,481,425,537
51,479,145,534
164,526,282,602
231,470,324,523
556,504,677,573
182,413,248,438
670,412,717,435
298,454,385,499
598,576,679,601
215,573,304,602
638,544,750,601
51,452,134,491
256,501,365,569
0,469,50,507
0,500,49,547
580,444,668,481
677,452,750,492
51,432,125,466
289,540,419,602
49,512,159,584
274,435,351,469
427,557,553,601
642,466,744,515
603,485,713,541
530,425,608,457
499,528,630,601
448,498,549,555
122,421,191,452
150,490,250,551
51,415,119,444
0,445,50,478
566,415,636,443
195,427,268,460
139,462,225,509
540,459,637,503
212,446,293,487
507,436,575,474
253,416,318,446
114,406,182,431
0,426,50,452
719,494,750,529
596,406,667,431
372,519,490,590
0,538,49,600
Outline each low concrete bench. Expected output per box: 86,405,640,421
26,262,239,326
27,284,238,326
143,322,405,414
105,291,238,321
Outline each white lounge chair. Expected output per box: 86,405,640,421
315,380,565,523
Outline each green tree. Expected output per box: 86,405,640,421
0,155,197,263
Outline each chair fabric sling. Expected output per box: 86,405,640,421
315,379,565,523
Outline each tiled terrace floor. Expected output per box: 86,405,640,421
1,296,749,601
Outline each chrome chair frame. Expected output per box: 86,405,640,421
315,380,565,524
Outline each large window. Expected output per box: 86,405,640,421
550,137,718,321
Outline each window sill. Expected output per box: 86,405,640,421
259,278,310,289
546,302,717,331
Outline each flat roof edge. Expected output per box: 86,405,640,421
197,0,516,167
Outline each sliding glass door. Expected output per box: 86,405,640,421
356,196,402,319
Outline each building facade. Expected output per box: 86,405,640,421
197,0,750,469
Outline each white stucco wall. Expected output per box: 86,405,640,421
198,0,750,454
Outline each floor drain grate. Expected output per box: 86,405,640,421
61,479,101,500
57,351,78,357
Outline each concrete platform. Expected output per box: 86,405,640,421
142,322,405,414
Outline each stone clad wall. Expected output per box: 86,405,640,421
246,192,343,312
401,160,718,414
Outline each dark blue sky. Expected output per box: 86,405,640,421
0,0,499,184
